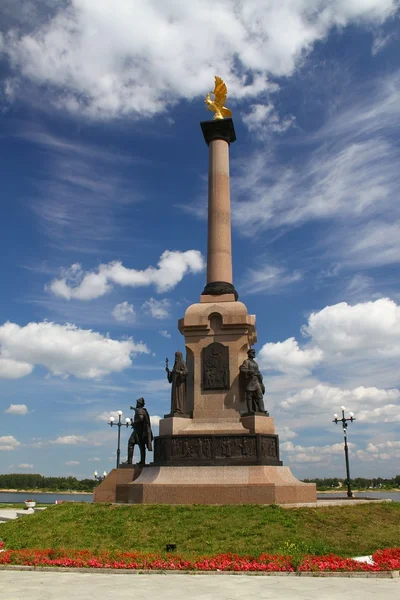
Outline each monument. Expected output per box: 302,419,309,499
94,77,316,505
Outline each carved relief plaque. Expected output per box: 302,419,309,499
153,434,282,466
202,342,230,390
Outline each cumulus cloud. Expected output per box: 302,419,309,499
302,298,400,355
281,384,400,418
1,1,397,119
276,426,298,442
49,263,111,300
112,301,136,323
0,321,149,379
356,440,400,462
259,337,323,375
281,440,349,464
142,298,171,320
357,404,400,423
260,298,400,386
48,251,204,300
5,404,29,415
0,436,20,451
0,357,33,379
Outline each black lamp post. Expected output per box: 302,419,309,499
333,406,356,498
108,410,131,468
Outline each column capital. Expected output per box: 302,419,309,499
200,118,236,146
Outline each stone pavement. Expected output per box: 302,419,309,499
0,507,46,524
0,570,398,600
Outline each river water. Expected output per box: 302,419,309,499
317,491,400,501
1,490,399,504
0,491,93,504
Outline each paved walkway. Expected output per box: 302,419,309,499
0,570,398,600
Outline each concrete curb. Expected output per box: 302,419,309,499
0,565,398,578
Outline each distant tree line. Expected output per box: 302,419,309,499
302,475,400,491
0,473,97,492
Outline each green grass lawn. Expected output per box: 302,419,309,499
0,502,399,558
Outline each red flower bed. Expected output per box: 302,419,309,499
0,549,293,571
0,547,398,572
372,548,400,570
297,554,381,572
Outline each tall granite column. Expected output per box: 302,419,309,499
201,118,238,300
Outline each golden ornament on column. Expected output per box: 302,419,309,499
205,76,232,120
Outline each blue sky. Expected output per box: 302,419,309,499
1,0,400,480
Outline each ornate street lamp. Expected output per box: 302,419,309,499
94,470,107,483
108,410,131,468
333,406,356,498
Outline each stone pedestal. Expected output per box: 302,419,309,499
93,466,142,503
118,466,316,505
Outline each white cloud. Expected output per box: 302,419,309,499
49,250,204,300
50,435,88,445
1,1,397,119
0,436,21,451
242,265,302,294
281,383,400,415
96,410,126,422
232,137,399,235
356,440,400,462
150,415,161,427
0,357,33,379
159,330,171,339
230,72,400,276
112,301,136,323
0,321,149,379
357,404,400,423
49,263,110,300
142,298,171,320
18,463,33,469
242,103,295,138
88,457,101,462
339,221,400,268
276,426,298,442
65,460,80,465
259,337,323,375
302,298,400,356
281,440,349,464
5,404,29,415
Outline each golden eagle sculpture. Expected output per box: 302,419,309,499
205,76,232,120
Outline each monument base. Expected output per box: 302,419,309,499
116,465,316,505
93,466,142,503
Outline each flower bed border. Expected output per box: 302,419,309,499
0,547,399,575
0,565,398,578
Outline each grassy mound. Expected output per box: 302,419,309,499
1,502,399,558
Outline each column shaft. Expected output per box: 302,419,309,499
207,139,232,284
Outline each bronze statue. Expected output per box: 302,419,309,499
205,76,232,120
124,397,153,465
166,351,188,415
239,348,268,414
